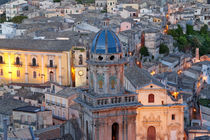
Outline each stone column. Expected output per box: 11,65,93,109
93,67,97,93
41,55,44,83
25,54,28,83
104,67,109,94
59,56,62,85
8,53,12,83
67,52,72,86
117,66,121,92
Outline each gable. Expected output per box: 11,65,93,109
140,83,165,90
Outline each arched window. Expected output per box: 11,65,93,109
111,79,115,89
147,126,156,140
16,57,20,65
99,80,103,89
50,71,54,82
32,58,36,66
97,74,104,89
0,56,3,63
79,54,83,65
112,123,119,140
50,60,53,67
110,76,116,89
148,94,154,103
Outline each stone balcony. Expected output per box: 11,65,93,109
75,89,141,110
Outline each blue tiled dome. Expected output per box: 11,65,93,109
91,29,122,54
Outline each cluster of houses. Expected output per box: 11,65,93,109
0,0,209,139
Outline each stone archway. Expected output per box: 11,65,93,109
147,126,156,140
112,123,119,140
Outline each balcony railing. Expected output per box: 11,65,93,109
29,63,39,67
46,64,57,68
13,120,36,126
0,61,5,64
13,62,22,66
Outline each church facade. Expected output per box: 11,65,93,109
75,28,185,140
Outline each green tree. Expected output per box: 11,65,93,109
178,36,188,45
10,16,27,24
176,24,183,36
186,24,194,35
159,43,169,54
0,13,6,23
200,24,208,34
190,37,201,48
53,0,61,2
140,46,149,56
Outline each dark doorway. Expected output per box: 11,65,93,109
112,123,119,140
50,71,54,82
86,121,89,140
147,126,156,140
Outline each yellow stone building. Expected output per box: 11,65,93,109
0,39,87,87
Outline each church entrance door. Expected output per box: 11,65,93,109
170,130,177,140
112,123,119,140
147,126,156,140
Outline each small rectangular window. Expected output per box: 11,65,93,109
172,114,175,120
0,69,3,76
33,71,36,78
17,70,20,77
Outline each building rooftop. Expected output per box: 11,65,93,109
0,39,76,52
15,88,44,100
0,98,29,115
13,106,49,113
194,136,210,140
161,56,179,63
47,87,78,98
124,66,164,89
91,28,122,54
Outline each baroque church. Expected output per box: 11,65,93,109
75,27,185,140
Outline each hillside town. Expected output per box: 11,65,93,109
0,0,209,139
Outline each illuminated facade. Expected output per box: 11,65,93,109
0,39,87,87
76,28,185,140
124,67,185,140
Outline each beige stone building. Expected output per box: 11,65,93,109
124,66,185,140
13,106,53,131
45,83,79,124
142,29,161,59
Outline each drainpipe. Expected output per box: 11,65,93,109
29,126,35,140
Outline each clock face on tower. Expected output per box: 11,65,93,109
78,70,84,76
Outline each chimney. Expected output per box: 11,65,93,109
3,118,8,140
196,48,199,61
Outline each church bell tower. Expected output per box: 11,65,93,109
76,27,141,140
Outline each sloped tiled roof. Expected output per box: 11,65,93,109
0,39,74,52
0,98,29,115
124,66,164,89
